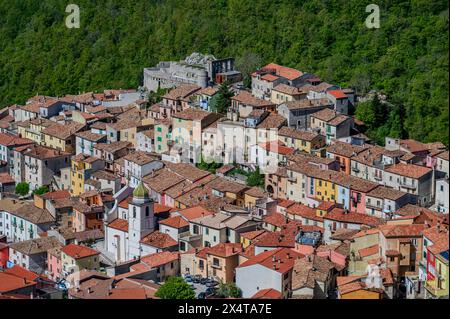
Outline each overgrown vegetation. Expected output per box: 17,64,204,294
32,185,50,195
15,182,30,196
155,277,196,299
0,0,448,144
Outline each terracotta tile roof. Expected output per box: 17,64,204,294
61,244,100,259
324,208,384,227
287,203,323,222
159,216,189,229
292,255,335,290
326,141,368,158
330,228,360,241
257,63,303,81
41,122,85,140
422,225,449,244
22,144,71,160
351,228,381,239
436,151,449,161
0,172,14,184
327,90,347,99
428,237,449,255
75,130,106,142
367,186,408,201
9,237,61,255
207,176,248,194
277,199,295,208
178,206,215,221
124,151,159,166
261,73,279,82
400,139,428,153
164,162,211,182
163,84,201,100
140,251,179,268
231,91,275,108
172,108,213,121
278,126,322,141
240,230,267,241
244,186,267,198
238,248,303,274
378,224,425,238
108,218,129,232
216,164,235,175
256,114,286,129
258,140,295,156
11,203,55,224
140,231,178,248
385,163,432,179
40,190,71,200
358,244,379,258
205,243,243,258
263,212,290,228
272,84,305,95
0,133,34,147
94,141,132,153
92,169,117,181
282,98,332,110
251,288,282,299
0,272,37,294
311,108,339,122
143,168,185,193
198,86,219,96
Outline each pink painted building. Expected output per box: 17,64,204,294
47,247,62,282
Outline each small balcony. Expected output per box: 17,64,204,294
399,181,416,190
351,167,360,173
425,280,448,298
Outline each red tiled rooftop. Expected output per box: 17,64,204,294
251,288,282,299
61,244,100,259
238,248,303,274
358,245,379,258
178,206,214,221
385,163,432,179
140,251,179,268
108,218,129,232
140,231,178,249
159,216,189,229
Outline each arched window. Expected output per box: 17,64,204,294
133,206,136,218
145,206,150,217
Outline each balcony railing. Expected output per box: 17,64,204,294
425,280,448,298
399,180,416,190
351,167,360,173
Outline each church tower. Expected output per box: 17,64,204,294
128,181,154,259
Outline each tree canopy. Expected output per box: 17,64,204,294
0,0,448,144
155,277,196,299
15,182,30,196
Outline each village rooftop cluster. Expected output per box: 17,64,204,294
0,53,448,300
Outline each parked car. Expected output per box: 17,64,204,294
200,278,208,285
192,276,201,284
206,280,219,287
197,292,206,299
205,287,216,296
185,276,193,283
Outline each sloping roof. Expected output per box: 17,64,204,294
251,288,283,299
385,163,432,179
140,231,178,248
9,237,61,255
61,244,100,259
238,248,303,274
159,216,189,229
257,63,303,81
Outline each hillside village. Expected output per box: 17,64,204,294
0,53,448,300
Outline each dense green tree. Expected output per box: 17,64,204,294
211,82,234,114
217,282,242,298
246,167,264,187
15,182,30,196
32,185,49,195
155,277,195,299
0,0,448,145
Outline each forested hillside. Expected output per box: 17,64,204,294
0,0,448,144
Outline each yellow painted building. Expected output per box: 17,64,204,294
278,127,325,154
70,154,104,196
17,119,54,144
42,122,85,153
426,245,449,298
314,177,337,202
60,244,100,277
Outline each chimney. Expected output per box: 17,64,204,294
272,255,276,262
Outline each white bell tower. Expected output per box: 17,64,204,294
128,181,154,259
